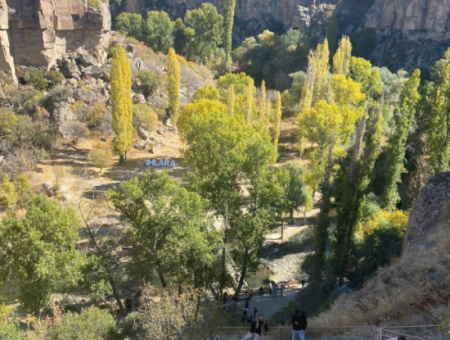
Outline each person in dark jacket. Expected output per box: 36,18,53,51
242,314,268,340
291,310,307,340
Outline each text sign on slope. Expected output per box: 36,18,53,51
146,159,176,167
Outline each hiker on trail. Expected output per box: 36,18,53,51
249,289,254,299
244,298,250,311
223,292,228,305
243,314,269,340
301,280,305,288
273,282,278,297
253,307,258,319
268,283,272,295
259,286,264,295
291,310,307,340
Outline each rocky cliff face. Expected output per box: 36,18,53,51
0,0,111,81
366,0,450,41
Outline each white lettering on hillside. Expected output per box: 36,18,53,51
146,159,176,167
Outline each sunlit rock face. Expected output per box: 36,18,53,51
0,0,111,80
366,0,450,40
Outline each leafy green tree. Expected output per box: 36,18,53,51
334,61,385,284
0,196,82,312
110,171,221,289
111,45,133,164
427,48,450,173
116,12,143,41
381,70,421,209
286,164,308,223
327,11,339,61
167,47,181,125
137,70,162,97
144,11,175,53
223,0,236,72
182,3,224,63
24,67,48,91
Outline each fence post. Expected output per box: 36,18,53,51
378,328,383,340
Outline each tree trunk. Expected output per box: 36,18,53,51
220,202,229,296
281,218,284,240
119,154,125,165
235,249,249,296
157,266,167,289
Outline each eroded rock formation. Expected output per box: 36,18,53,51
366,0,450,40
0,0,111,80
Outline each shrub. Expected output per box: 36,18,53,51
41,86,73,109
0,109,17,138
88,0,101,9
67,122,89,144
45,71,65,88
88,148,113,173
88,103,106,128
72,100,89,121
137,70,162,97
24,67,48,91
133,104,158,130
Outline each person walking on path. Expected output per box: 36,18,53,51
259,286,264,295
291,310,307,340
242,314,269,340
273,282,278,297
253,307,258,319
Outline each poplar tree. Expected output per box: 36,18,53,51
381,70,421,209
111,45,133,164
334,60,385,284
327,11,339,60
427,49,450,173
167,48,181,125
245,79,255,125
227,84,235,116
273,91,282,148
259,80,266,121
223,0,236,72
333,36,352,76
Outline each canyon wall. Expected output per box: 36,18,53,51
0,0,111,80
366,0,450,41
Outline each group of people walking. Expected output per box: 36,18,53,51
241,310,307,340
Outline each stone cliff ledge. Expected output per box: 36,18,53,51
0,0,111,81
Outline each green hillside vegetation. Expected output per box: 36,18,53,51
1,1,450,338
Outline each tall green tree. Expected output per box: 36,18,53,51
381,70,421,209
111,45,133,164
427,49,450,173
0,196,82,312
223,0,236,72
334,60,385,284
144,11,175,53
167,48,181,125
110,171,222,289
116,13,143,41
327,11,339,62
182,3,224,63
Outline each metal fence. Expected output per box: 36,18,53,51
197,325,442,340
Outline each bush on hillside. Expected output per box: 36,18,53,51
133,104,158,130
137,70,162,97
24,67,48,91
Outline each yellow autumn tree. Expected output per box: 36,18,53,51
167,48,181,125
273,91,282,148
333,36,352,76
245,79,255,125
111,45,133,164
227,84,235,116
178,99,228,137
259,80,266,121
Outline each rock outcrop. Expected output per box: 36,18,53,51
403,172,450,255
366,0,450,41
0,0,111,81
